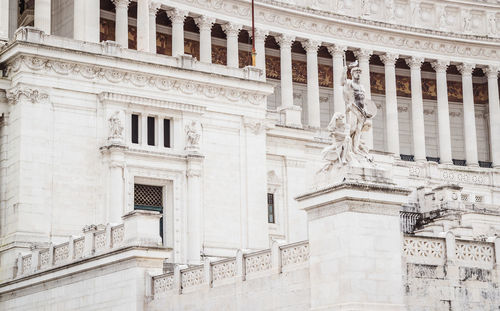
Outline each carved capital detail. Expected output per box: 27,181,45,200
431,60,450,73
6,85,49,105
301,39,321,53
379,53,399,66
405,57,424,69
194,16,216,31
354,49,373,62
221,23,242,37
457,63,475,76
327,45,347,57
252,28,269,40
186,169,202,178
112,0,130,9
276,34,295,49
166,9,188,24
484,65,500,79
149,1,161,15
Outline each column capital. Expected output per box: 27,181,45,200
276,34,295,49
379,53,399,66
431,60,450,73
327,44,347,57
483,65,500,79
112,0,130,9
301,39,321,53
251,28,269,40
457,63,475,76
194,16,215,31
405,57,424,69
221,22,242,37
166,8,188,24
149,1,161,15
354,49,373,61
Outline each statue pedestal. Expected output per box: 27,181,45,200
278,105,302,128
297,167,410,311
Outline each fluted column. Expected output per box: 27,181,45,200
253,29,268,73
457,63,479,167
137,0,149,51
148,2,160,53
405,57,426,162
355,49,373,149
167,9,188,56
328,45,347,114
35,0,51,34
113,0,130,47
485,66,500,167
302,40,321,128
431,60,453,164
74,0,100,42
276,34,302,128
222,23,242,68
194,16,215,63
380,53,400,156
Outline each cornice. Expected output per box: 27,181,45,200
6,55,267,106
171,0,500,62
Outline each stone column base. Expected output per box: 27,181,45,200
278,105,302,128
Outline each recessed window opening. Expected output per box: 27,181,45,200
267,193,275,224
131,114,139,144
147,116,155,146
163,119,171,148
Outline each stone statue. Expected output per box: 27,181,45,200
185,120,201,151
385,0,395,20
320,61,376,170
463,12,472,33
108,111,124,143
361,0,370,16
488,14,497,36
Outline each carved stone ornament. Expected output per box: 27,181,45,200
108,111,125,144
185,120,202,152
6,85,49,104
244,119,266,135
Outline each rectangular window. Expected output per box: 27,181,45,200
134,184,163,212
147,116,155,146
163,119,171,148
267,193,275,224
131,114,139,144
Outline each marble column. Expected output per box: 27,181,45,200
253,29,268,74
137,0,149,52
405,57,426,162
457,63,479,167
484,66,500,168
186,155,203,263
34,0,51,34
355,49,373,149
327,45,347,114
148,2,161,53
222,23,242,68
113,0,130,47
276,34,302,128
167,9,188,56
74,0,100,42
194,16,215,63
380,53,400,156
431,60,453,164
302,40,321,128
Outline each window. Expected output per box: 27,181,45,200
134,184,163,240
163,119,171,148
267,193,275,224
131,114,139,144
147,116,155,146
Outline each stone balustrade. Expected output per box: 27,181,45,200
151,240,310,298
14,223,125,279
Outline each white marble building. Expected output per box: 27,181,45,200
0,0,500,310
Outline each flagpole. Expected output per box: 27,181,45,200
251,0,256,66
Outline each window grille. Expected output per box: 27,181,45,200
479,161,492,168
453,159,466,166
461,194,469,202
426,157,440,163
267,193,275,224
400,154,415,162
134,184,163,211
475,195,483,203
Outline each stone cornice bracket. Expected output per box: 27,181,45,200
166,8,188,24
327,45,347,57
149,1,161,15
431,60,450,73
221,22,243,37
379,53,399,66
6,85,49,105
405,57,424,69
457,63,475,76
354,49,373,61
483,65,500,79
194,16,216,31
112,0,130,9
301,39,321,53
275,34,295,49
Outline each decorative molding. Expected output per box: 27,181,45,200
6,84,49,104
327,44,347,57
149,1,161,15
166,8,188,24
405,57,424,69
244,118,266,135
8,56,266,106
354,49,373,61
194,16,215,31
379,53,399,66
112,0,130,9
483,65,500,79
449,111,462,117
423,109,435,115
457,63,475,76
301,39,321,53
221,22,243,37
275,34,295,49
397,106,408,113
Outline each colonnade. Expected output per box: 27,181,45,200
9,0,500,168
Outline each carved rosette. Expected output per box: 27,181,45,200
6,85,49,105
431,60,450,73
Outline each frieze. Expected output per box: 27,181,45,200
6,84,49,104
441,170,488,185
7,55,266,106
